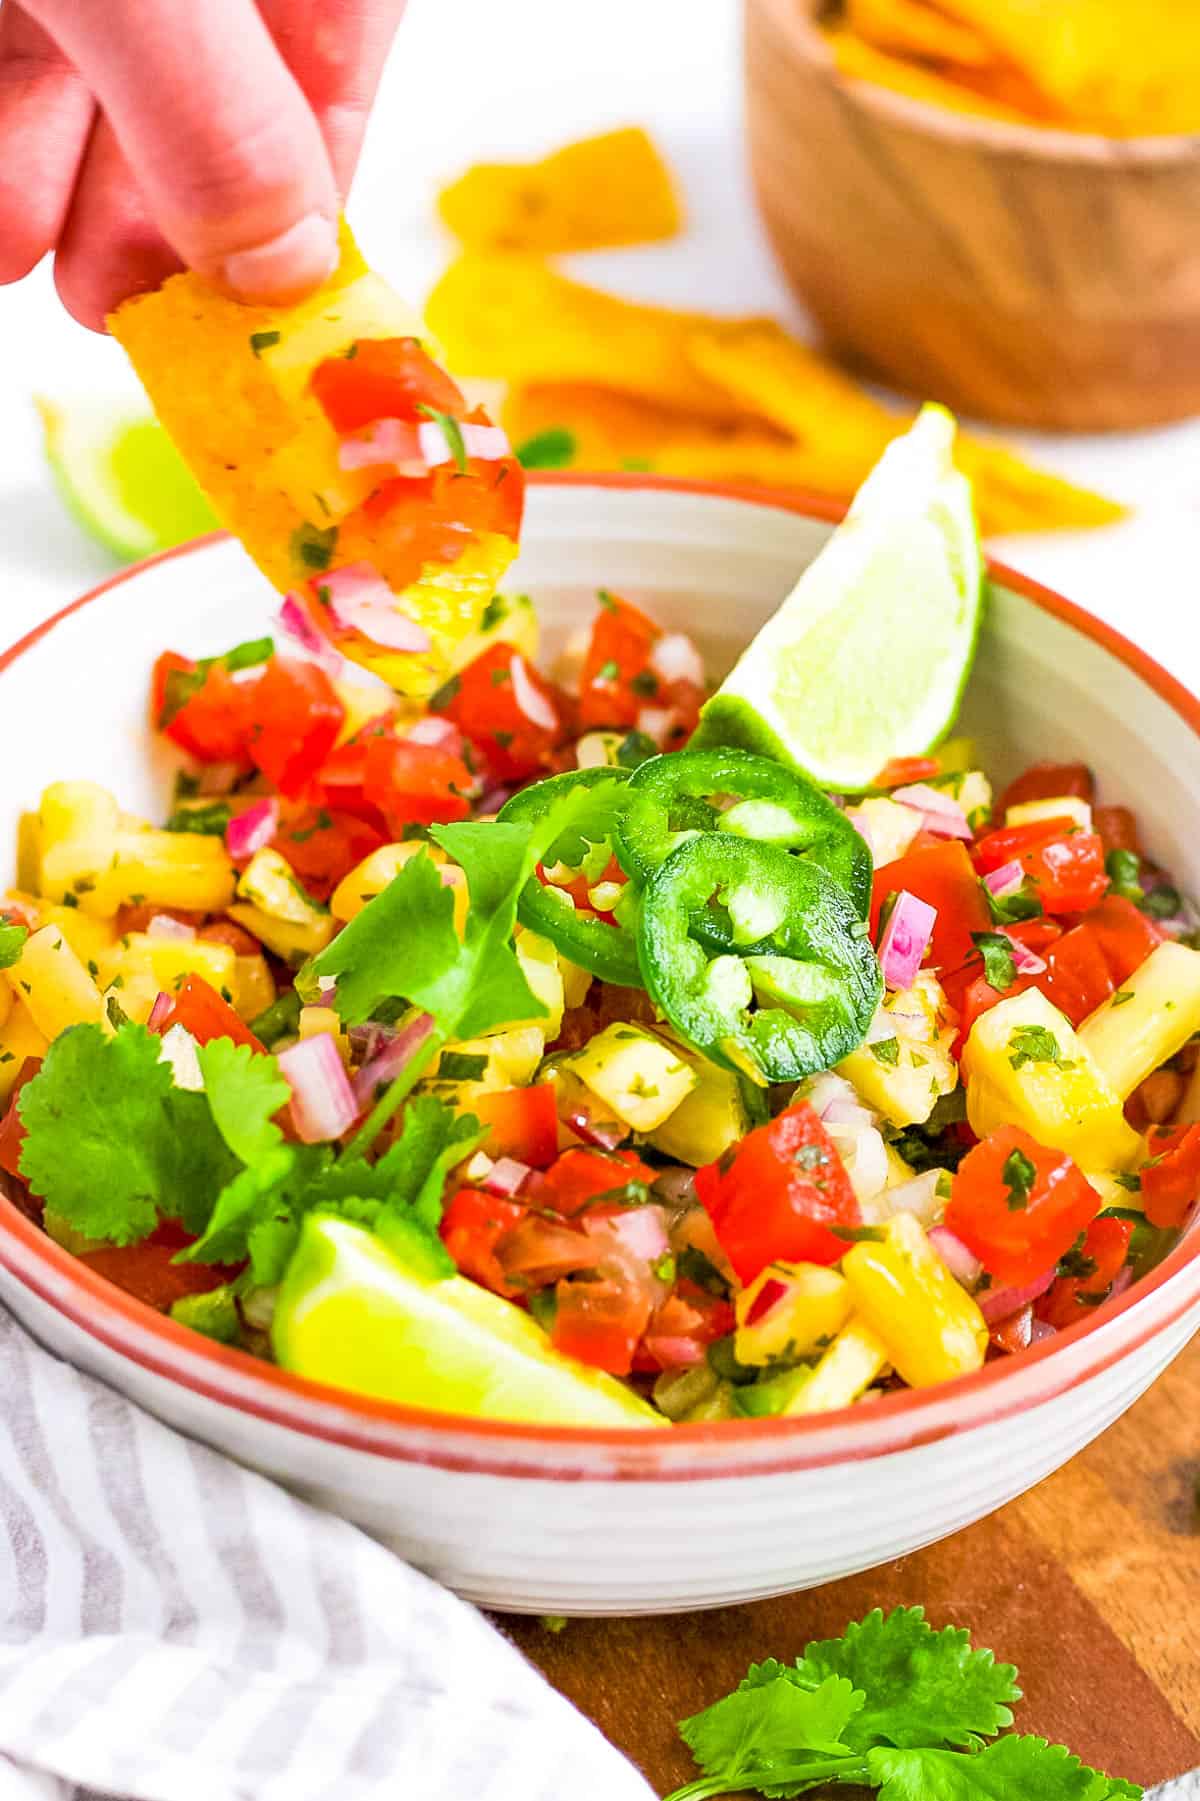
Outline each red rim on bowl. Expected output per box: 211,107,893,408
1,473,1197,1481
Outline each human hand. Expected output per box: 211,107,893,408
0,0,406,330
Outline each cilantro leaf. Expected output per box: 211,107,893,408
984,882,1044,926
791,1607,1019,1753
0,922,28,969
1008,1026,1073,1072
867,1736,1141,1800
1002,1146,1036,1211
971,931,1016,993
870,1037,901,1068
514,426,577,470
678,1674,862,1799
195,1039,289,1165
17,1024,237,1246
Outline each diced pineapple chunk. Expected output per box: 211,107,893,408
567,1022,698,1133
300,1004,351,1064
0,1001,48,1097
649,1048,750,1166
845,797,920,868
839,973,958,1127
1006,795,1093,832
575,731,626,770
963,986,1139,1168
842,1210,988,1388
735,1263,853,1366
1078,942,1200,1101
450,592,538,670
117,933,238,1003
559,956,593,1011
783,1319,890,1414
234,953,276,1022
427,1025,546,1097
330,840,445,921
885,1143,917,1187
510,932,565,1038
33,903,116,966
238,849,324,926
16,813,43,894
36,781,235,918
227,903,334,964
5,924,105,1038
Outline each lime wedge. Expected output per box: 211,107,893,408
273,1215,666,1428
37,397,218,562
692,404,983,791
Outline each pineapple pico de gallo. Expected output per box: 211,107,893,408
0,576,1197,1427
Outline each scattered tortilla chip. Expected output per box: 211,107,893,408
110,223,518,693
426,253,761,422
686,324,1127,534
825,28,1033,123
503,382,792,479
437,127,682,253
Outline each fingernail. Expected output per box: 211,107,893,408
219,212,338,301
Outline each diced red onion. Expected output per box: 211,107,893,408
321,563,432,653
338,418,427,474
849,811,873,852
823,1097,875,1130
146,990,174,1033
510,655,558,731
877,1169,944,1228
408,715,465,754
878,890,936,990
808,1072,865,1120
424,420,510,464
563,1103,627,1151
826,1122,889,1204
652,1167,698,1209
984,859,1024,898
586,1204,669,1263
279,1033,359,1143
979,1265,1057,1324
484,1156,531,1199
1030,1318,1057,1344
893,783,961,819
928,1225,983,1288
895,791,973,842
146,913,195,942
642,1335,706,1369
197,761,241,795
478,787,515,816
1007,934,1047,976
636,706,675,745
225,797,279,862
649,632,705,688
1108,1266,1134,1301
278,594,345,676
351,1011,436,1109
317,981,337,1006
746,1276,789,1325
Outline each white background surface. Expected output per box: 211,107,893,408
0,0,1197,677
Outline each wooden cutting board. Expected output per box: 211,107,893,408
504,1336,1200,1794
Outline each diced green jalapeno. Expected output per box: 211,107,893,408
616,748,871,932
498,768,643,987
637,835,881,1083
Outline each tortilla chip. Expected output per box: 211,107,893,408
503,382,792,478
110,223,518,692
437,128,682,254
843,0,995,69
825,27,1033,122
686,324,1126,534
426,254,762,422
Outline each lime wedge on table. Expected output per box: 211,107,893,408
692,404,983,791
37,398,217,562
273,1216,666,1428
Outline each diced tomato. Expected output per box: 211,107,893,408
996,761,1093,817
440,1187,526,1297
1094,804,1142,857
154,974,264,1052
197,918,265,957
871,841,991,972
245,659,344,801
637,1288,734,1372
873,755,940,789
430,642,562,782
989,1302,1034,1356
946,1125,1101,1287
578,593,660,731
471,1084,560,1168
1006,918,1065,957
1078,895,1162,987
1139,1123,1200,1228
495,1214,597,1284
80,1220,240,1313
362,440,525,589
551,1272,656,1375
271,803,386,903
972,817,1108,915
310,337,467,433
152,651,258,767
362,735,472,834
1036,1216,1133,1331
698,1101,858,1283
1039,924,1114,1026
115,903,205,936
541,1146,656,1215
0,1057,41,1183
946,971,1037,1059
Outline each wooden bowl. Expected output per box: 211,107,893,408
744,0,1200,429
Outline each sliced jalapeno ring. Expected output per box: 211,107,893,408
637,835,881,1084
498,767,643,988
616,746,872,926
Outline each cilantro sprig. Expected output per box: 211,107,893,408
666,1607,1140,1801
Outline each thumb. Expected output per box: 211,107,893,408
23,0,340,302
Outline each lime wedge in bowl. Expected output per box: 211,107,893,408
273,1215,666,1428
37,398,217,562
692,404,984,791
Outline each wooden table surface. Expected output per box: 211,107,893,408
505,1336,1200,1796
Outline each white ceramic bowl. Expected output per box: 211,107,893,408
0,476,1197,1616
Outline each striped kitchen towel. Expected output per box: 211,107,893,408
0,1309,655,1801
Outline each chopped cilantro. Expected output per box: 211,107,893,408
165,800,233,837
869,1037,901,1067
514,427,576,470
971,931,1017,993
290,521,339,574
1007,1026,1072,1071
676,1244,731,1298
428,674,461,712
1105,848,1143,903
0,922,28,969
1001,1146,1036,1211
984,881,1044,926
597,589,618,612
616,730,658,770
1057,1233,1098,1281
1141,883,1183,921
249,329,281,357
630,669,659,697
437,1051,489,1082
1110,988,1135,1008
416,404,468,474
